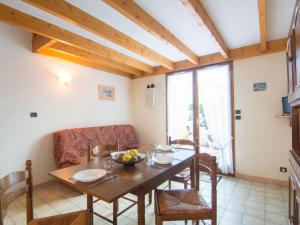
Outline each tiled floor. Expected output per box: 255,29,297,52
3,176,289,225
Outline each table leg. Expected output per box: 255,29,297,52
190,158,196,189
87,194,93,225
113,199,118,225
137,186,145,225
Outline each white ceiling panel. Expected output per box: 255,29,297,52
135,0,220,56
201,0,260,49
266,0,296,40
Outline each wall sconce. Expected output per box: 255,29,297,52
57,71,72,85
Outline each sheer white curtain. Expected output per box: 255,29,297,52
167,72,193,140
198,65,233,173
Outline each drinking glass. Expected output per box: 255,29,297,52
146,151,154,165
103,158,113,173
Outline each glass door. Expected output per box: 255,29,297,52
197,64,234,174
167,71,194,141
167,63,235,175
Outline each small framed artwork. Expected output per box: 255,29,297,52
98,85,115,101
253,82,267,92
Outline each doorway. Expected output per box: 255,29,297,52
167,62,235,175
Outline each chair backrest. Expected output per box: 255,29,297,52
87,143,118,162
0,160,33,225
168,137,198,151
197,153,217,212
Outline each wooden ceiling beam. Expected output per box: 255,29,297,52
32,34,56,53
0,3,153,73
181,0,229,58
103,0,199,65
257,0,267,51
41,48,133,78
23,0,174,70
50,42,142,77
144,38,287,77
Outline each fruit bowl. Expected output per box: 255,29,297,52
111,151,145,166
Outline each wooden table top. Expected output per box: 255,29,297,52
49,147,195,202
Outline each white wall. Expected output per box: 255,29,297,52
132,52,292,181
0,24,133,184
234,52,291,181
132,75,167,145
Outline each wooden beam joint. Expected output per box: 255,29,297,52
32,34,56,53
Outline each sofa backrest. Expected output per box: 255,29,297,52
53,125,138,168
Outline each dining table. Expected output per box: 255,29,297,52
48,145,196,225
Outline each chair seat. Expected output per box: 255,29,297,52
156,189,211,216
29,211,88,225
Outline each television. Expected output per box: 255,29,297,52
282,96,291,115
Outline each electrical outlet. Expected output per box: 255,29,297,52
280,167,287,173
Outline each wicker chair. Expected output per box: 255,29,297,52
0,160,89,225
155,153,217,225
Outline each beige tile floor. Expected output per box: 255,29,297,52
3,176,289,225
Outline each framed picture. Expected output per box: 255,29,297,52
253,82,267,92
98,85,115,101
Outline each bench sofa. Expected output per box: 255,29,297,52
53,124,138,168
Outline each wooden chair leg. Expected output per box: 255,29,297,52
168,180,171,189
148,191,152,205
113,200,118,225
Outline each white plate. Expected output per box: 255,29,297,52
73,169,107,182
110,151,126,157
153,154,175,164
156,145,173,151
